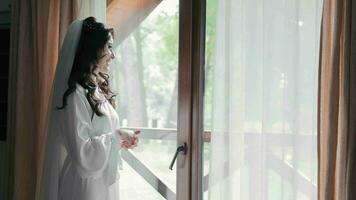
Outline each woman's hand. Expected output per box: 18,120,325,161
117,129,140,149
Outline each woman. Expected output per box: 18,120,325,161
39,17,138,200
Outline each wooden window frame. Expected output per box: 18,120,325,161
178,0,206,200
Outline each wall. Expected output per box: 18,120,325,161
0,0,11,199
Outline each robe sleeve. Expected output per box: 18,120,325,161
113,115,124,170
62,91,118,178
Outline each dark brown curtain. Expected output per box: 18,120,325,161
8,1,78,199
318,0,356,199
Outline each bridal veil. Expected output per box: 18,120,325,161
38,19,83,200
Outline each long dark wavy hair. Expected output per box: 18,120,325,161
57,17,117,117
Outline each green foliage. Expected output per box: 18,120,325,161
204,0,218,130
117,0,217,129
138,2,179,127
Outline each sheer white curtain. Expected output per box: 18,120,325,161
208,0,323,199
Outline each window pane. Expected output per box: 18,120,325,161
109,0,179,199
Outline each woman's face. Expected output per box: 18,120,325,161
95,33,115,74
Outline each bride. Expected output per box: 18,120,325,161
39,17,139,200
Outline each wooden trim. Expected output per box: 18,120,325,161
125,127,316,147
178,0,193,199
106,0,162,45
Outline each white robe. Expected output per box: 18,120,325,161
58,83,121,200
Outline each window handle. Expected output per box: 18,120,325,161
169,143,187,170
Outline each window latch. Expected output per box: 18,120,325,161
169,142,187,170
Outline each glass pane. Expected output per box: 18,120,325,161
120,158,165,200
203,0,217,198
203,0,322,199
109,0,179,199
